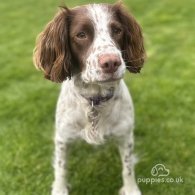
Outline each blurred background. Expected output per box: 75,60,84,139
0,0,194,194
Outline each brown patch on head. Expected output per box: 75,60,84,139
108,11,125,49
110,3,146,73
69,6,95,70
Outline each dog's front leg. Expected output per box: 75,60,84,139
118,132,141,195
52,135,69,195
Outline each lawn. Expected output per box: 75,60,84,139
0,0,194,194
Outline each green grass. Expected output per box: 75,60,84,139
0,0,194,194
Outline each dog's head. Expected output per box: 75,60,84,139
33,3,145,83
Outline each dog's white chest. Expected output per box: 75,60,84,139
56,79,134,145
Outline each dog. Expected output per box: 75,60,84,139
33,2,145,195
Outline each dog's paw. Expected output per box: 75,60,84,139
52,186,68,195
119,186,141,195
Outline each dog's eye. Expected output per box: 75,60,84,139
112,27,122,35
76,32,87,39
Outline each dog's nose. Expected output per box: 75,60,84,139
98,54,121,73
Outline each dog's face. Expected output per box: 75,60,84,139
33,3,145,83
70,4,128,83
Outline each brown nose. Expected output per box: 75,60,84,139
98,54,121,73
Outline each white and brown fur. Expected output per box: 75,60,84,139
33,3,145,195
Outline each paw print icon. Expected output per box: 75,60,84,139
151,164,170,177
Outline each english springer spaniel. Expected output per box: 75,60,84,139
33,3,145,195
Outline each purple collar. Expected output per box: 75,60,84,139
84,87,114,106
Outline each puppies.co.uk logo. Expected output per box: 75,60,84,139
137,163,184,184
151,164,170,177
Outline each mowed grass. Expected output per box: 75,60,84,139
0,0,194,194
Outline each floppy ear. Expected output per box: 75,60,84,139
114,4,146,73
33,7,72,82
